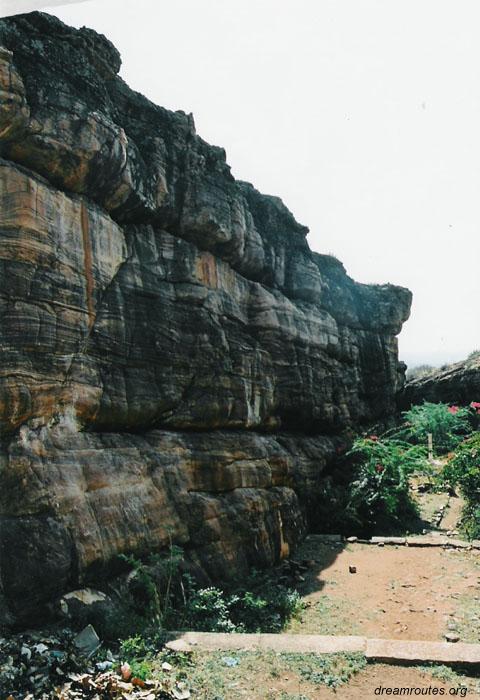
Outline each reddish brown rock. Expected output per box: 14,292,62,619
0,12,412,624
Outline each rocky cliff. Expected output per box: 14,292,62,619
0,12,411,626
401,353,480,408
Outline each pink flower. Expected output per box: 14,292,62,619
470,401,480,409
448,405,459,414
368,435,379,442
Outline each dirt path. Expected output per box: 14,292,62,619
289,539,480,642
286,479,480,643
412,472,465,535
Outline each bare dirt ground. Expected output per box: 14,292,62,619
170,479,480,698
288,539,480,642
288,483,480,644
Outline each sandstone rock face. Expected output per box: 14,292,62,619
0,12,411,625
401,354,480,408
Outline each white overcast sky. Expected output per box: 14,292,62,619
3,0,480,367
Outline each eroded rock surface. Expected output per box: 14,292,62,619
0,12,411,624
401,354,480,408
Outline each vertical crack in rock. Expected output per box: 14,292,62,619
80,201,95,328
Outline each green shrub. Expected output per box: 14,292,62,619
109,552,305,644
228,576,304,632
401,402,471,454
181,585,237,632
345,437,426,535
180,571,305,633
443,433,480,538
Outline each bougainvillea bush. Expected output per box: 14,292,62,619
345,437,427,535
443,432,480,539
401,401,472,454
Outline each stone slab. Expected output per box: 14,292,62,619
257,634,366,654
163,632,366,654
163,633,480,668
405,537,449,547
444,539,471,549
366,638,480,666
371,537,406,545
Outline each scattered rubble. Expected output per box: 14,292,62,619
0,628,193,700
445,633,461,643
73,626,101,658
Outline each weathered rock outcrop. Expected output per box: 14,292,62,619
401,354,480,408
0,12,411,625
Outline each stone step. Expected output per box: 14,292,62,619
163,632,480,667
344,535,480,549
164,632,365,654
366,638,480,666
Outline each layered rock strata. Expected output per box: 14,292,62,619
401,354,480,408
0,12,411,624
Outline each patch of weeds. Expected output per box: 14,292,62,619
418,664,477,694
103,545,306,647
119,635,155,680
282,652,367,689
452,594,480,644
163,650,280,700
287,594,358,636
419,664,465,683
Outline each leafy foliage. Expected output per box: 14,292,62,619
119,636,154,680
401,402,471,454
443,433,480,538
180,570,305,633
97,549,305,645
345,436,426,535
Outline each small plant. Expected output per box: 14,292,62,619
345,436,426,534
283,652,367,689
401,401,472,454
443,433,480,538
120,539,184,629
118,636,156,680
181,585,237,632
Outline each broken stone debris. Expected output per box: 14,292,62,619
0,628,194,699
73,625,101,657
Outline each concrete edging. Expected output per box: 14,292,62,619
309,534,480,549
164,632,480,667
